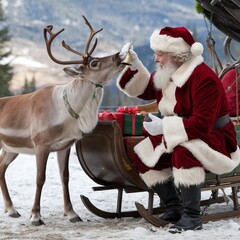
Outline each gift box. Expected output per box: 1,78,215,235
122,114,144,136
98,106,145,136
98,110,124,131
98,107,162,136
116,106,144,136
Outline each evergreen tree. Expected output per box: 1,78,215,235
0,0,13,97
22,77,30,94
22,76,36,94
29,76,36,92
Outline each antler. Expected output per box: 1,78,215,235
43,15,103,65
43,25,83,65
82,15,103,56
62,15,103,65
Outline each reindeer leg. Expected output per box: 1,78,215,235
57,147,82,223
0,150,19,217
30,147,49,226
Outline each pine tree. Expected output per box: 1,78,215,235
22,77,30,94
22,76,36,94
29,76,36,92
0,0,13,97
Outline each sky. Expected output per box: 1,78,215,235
0,147,240,239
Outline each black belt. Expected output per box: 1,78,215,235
213,114,230,129
178,114,230,130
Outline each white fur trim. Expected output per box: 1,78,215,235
171,56,203,87
162,116,188,153
173,167,205,187
116,60,150,97
150,29,190,54
140,168,172,188
134,137,166,167
181,140,240,175
191,42,203,56
158,82,176,116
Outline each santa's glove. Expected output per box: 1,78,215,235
143,113,163,136
119,42,139,70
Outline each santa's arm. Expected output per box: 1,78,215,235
116,60,151,97
117,43,152,97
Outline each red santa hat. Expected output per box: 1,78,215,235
150,26,203,56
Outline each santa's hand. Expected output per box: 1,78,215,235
143,113,163,136
119,43,139,70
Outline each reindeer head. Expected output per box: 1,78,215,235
43,15,125,84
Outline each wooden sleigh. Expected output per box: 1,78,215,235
75,1,240,227
75,114,240,227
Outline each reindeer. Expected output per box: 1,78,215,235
0,16,125,226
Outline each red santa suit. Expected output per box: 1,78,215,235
117,29,240,188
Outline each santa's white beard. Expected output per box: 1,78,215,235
153,62,178,90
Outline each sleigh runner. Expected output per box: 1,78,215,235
75,119,240,225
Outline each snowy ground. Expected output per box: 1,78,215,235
1,146,240,240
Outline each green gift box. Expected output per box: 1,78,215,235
123,114,144,136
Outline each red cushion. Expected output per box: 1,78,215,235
221,69,239,116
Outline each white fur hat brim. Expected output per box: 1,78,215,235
150,29,203,56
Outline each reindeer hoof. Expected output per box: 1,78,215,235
69,216,82,223
9,211,21,218
31,219,45,226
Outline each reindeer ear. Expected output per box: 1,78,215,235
63,67,83,77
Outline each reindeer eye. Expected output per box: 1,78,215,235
90,60,99,68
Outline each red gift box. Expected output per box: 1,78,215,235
116,106,138,114
98,110,124,131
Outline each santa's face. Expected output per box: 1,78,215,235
154,51,170,66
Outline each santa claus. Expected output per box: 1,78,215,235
117,26,240,233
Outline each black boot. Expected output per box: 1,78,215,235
152,180,183,222
169,184,202,233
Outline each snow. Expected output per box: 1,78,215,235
1,147,240,239
0,55,47,68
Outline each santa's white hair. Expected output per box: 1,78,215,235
169,51,192,63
